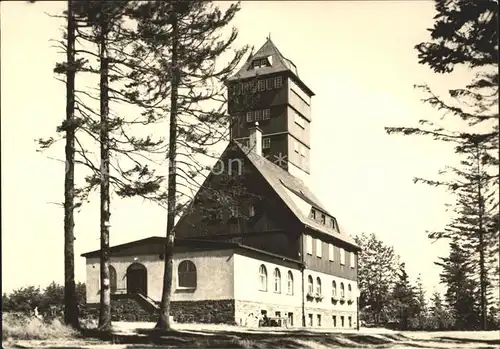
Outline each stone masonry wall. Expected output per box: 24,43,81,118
170,299,235,324
235,300,302,327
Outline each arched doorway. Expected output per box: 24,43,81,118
126,263,147,296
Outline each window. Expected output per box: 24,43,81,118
341,316,345,327
350,252,356,268
266,78,273,90
340,282,345,298
310,209,316,219
254,109,262,121
263,109,271,119
348,284,352,299
306,235,313,255
263,138,271,149
259,264,267,291
316,239,322,258
330,218,335,229
308,314,313,326
329,244,334,261
109,265,117,294
274,76,283,88
178,260,197,288
246,111,253,122
249,205,255,217
320,214,326,225
243,82,249,93
258,80,265,91
333,315,337,327
332,281,337,298
273,268,281,293
348,316,352,328
307,275,313,294
287,271,294,295
340,248,345,265
249,80,257,93
288,312,294,326
316,277,322,296
317,314,322,327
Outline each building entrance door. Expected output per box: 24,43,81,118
126,263,147,296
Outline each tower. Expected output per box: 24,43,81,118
226,37,315,184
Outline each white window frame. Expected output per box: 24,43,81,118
340,248,345,265
254,109,263,121
332,281,337,298
307,275,313,294
320,213,326,224
263,108,271,119
329,244,334,261
316,277,322,296
259,264,267,291
350,252,355,268
273,268,281,293
287,271,294,295
266,78,273,90
246,111,253,122
258,80,265,91
263,137,271,149
316,239,322,258
274,76,283,88
306,235,313,255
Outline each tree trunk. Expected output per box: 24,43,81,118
156,10,179,331
63,0,80,329
98,14,112,331
476,145,488,331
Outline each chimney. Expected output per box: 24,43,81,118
249,121,262,156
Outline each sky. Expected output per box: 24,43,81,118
1,1,475,297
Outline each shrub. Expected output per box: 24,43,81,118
2,313,79,340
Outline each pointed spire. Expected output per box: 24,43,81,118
268,32,271,41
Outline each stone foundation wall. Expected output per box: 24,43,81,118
305,305,357,329
170,299,235,324
235,300,303,327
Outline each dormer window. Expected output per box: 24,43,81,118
310,209,316,220
330,218,336,230
321,214,326,225
253,58,270,69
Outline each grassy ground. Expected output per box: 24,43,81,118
3,316,500,349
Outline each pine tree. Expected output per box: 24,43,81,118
392,263,418,330
428,144,499,330
435,237,481,330
31,0,80,328
412,275,428,329
129,0,250,330
386,0,498,331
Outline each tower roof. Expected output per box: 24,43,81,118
227,37,314,96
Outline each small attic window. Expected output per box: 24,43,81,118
253,58,270,69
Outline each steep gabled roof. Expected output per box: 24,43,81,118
233,142,359,249
226,38,314,96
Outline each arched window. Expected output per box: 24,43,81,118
316,277,322,295
332,280,337,298
307,275,314,294
340,282,345,298
273,268,281,293
259,264,267,291
348,284,352,299
109,265,117,294
287,271,294,295
178,260,197,288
